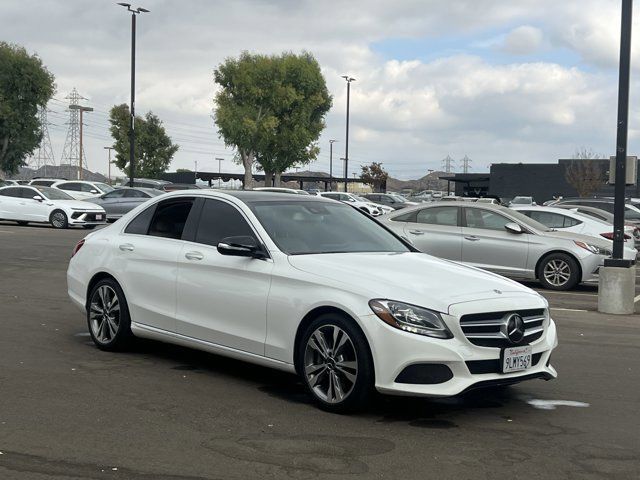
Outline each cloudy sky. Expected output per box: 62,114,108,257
2,0,639,179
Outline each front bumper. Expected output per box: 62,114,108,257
68,211,107,225
362,309,558,397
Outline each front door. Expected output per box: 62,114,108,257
461,207,529,276
176,198,273,355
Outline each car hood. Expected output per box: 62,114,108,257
287,252,542,314
540,229,612,248
50,199,105,211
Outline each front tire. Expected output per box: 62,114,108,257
50,210,68,229
538,253,579,290
297,313,374,413
87,278,134,351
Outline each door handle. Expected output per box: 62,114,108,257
464,235,480,241
119,243,135,251
408,230,425,235
185,251,204,261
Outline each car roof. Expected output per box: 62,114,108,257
161,189,333,204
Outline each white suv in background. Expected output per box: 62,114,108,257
318,192,391,216
52,180,116,200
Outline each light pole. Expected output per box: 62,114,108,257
104,146,115,184
117,3,149,186
341,75,355,192
216,157,224,188
329,139,337,190
69,104,93,180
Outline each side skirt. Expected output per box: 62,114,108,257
131,322,296,374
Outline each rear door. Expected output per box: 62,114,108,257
116,197,197,332
461,207,529,276
0,187,24,220
19,187,50,221
175,198,273,354
403,205,462,260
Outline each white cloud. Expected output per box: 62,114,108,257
0,0,636,180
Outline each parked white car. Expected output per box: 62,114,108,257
0,185,106,229
51,180,116,200
318,191,386,216
512,206,636,246
67,191,557,412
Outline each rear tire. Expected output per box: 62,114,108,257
297,313,374,413
537,253,580,290
87,278,134,351
50,210,68,229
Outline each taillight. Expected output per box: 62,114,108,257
600,232,631,240
72,239,85,258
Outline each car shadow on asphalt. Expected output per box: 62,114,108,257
110,336,530,423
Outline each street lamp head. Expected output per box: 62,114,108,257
117,2,131,7
329,139,338,144
341,75,356,83
137,7,150,13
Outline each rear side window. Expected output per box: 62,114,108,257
194,199,255,247
103,190,126,199
323,193,341,200
147,199,195,239
417,206,458,226
124,189,148,198
124,204,157,235
58,182,81,191
0,187,21,197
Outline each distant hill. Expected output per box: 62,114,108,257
9,165,109,183
386,170,450,192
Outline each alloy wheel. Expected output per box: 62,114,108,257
89,285,121,344
304,325,358,404
543,259,571,287
51,212,66,228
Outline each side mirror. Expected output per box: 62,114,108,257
33,195,43,202
217,236,266,259
90,189,98,194
505,222,523,234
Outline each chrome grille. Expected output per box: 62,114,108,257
459,308,546,348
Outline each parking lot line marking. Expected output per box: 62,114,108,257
634,294,640,303
551,308,588,312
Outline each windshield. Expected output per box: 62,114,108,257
35,186,74,200
511,196,532,204
95,183,115,193
249,201,411,255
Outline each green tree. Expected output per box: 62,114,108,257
213,51,331,188
361,162,389,192
109,104,178,178
0,42,55,177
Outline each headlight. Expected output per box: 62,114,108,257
368,299,452,339
574,241,611,256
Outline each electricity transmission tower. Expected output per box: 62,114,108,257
27,106,56,177
442,155,455,173
60,88,88,180
460,155,472,173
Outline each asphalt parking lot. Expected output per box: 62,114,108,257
0,222,639,480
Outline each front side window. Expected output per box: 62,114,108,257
80,183,96,193
95,183,115,193
416,206,458,226
124,204,157,235
390,210,417,222
323,193,341,201
194,199,255,247
464,208,510,231
250,201,410,255
148,199,194,239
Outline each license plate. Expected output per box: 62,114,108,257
95,214,103,220
502,345,532,373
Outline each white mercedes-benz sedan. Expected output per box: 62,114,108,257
67,190,558,412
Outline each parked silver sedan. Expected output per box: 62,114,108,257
86,187,163,221
379,202,637,290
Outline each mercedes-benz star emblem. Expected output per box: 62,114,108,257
506,314,525,344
